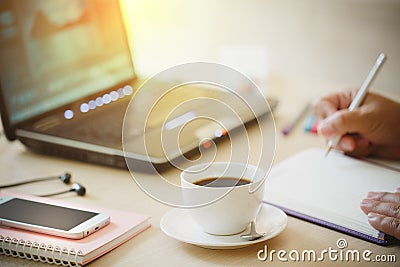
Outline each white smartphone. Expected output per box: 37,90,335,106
0,196,110,239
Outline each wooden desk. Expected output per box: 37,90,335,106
0,86,399,266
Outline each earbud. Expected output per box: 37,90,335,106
39,183,87,197
0,172,86,197
69,183,86,196
59,172,72,184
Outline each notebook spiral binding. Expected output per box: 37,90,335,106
0,235,83,266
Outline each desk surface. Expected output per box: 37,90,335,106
0,80,399,267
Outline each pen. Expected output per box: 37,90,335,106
324,53,387,157
282,103,310,136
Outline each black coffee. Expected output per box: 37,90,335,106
193,177,251,187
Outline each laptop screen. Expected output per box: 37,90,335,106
0,0,135,126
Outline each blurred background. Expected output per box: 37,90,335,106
122,0,400,101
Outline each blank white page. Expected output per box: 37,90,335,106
264,148,400,237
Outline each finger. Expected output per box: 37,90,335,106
371,146,400,160
366,191,400,203
312,98,337,119
360,199,400,218
318,132,371,155
312,90,357,118
317,109,371,138
367,212,400,240
337,135,356,152
341,143,400,159
341,135,379,158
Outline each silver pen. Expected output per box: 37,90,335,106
325,53,387,157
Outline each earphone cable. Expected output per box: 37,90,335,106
0,176,60,188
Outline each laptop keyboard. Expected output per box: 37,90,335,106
36,99,127,148
33,85,260,150
68,108,125,147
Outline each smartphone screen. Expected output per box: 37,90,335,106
0,198,99,231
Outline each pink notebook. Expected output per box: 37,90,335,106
0,192,151,266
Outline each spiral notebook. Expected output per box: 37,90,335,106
263,148,400,245
0,192,151,266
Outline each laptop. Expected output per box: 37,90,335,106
0,0,276,169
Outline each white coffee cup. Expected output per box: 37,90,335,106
181,162,266,235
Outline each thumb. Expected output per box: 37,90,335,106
318,109,370,138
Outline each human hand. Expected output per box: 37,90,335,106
360,189,400,240
313,90,400,159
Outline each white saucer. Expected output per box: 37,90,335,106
160,203,287,249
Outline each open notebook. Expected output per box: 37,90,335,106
263,148,399,245
0,192,151,266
